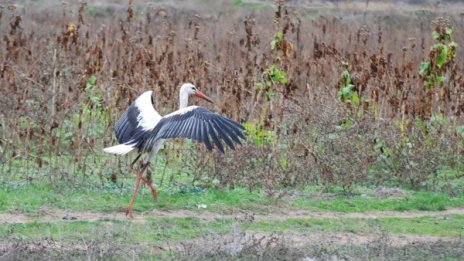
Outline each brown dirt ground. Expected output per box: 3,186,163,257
0,230,456,255
182,230,457,250
1,208,462,257
1,207,462,250
1,207,464,223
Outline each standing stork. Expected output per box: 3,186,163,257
103,83,245,217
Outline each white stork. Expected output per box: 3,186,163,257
103,83,245,217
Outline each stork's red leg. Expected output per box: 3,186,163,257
126,174,141,218
129,154,158,201
129,164,158,201
145,175,158,201
125,163,154,218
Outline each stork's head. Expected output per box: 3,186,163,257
180,83,213,103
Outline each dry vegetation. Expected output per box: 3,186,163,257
2,224,464,260
0,0,463,195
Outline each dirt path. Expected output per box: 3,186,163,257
1,208,462,257
0,230,457,257
183,231,458,250
1,207,463,224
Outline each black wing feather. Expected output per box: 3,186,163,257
114,105,141,143
214,117,242,145
208,122,224,153
191,118,200,141
199,122,212,151
212,119,235,150
139,107,244,153
224,118,246,139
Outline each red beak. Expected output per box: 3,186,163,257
194,90,214,104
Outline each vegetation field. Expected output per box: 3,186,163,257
1,0,464,260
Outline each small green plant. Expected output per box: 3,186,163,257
253,20,290,133
338,61,366,119
85,75,102,109
243,121,275,145
85,75,97,89
255,27,290,98
256,65,288,99
338,62,357,105
419,25,457,89
264,64,288,85
255,32,288,96
270,31,283,50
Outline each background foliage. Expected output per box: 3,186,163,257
0,0,463,194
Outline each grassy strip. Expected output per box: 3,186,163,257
249,214,464,237
1,182,464,214
0,182,273,214
1,215,463,243
291,191,464,212
0,217,233,243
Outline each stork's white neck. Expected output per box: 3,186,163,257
179,89,189,109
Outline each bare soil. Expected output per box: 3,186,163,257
1,208,463,259
183,231,456,250
1,207,463,223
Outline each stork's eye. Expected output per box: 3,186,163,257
191,86,196,90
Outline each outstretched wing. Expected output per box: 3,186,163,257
139,106,245,153
114,91,161,144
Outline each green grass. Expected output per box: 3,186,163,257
249,214,464,237
232,0,268,9
2,214,463,246
291,191,464,212
1,182,464,215
0,217,234,243
0,182,275,214
379,214,464,237
249,217,370,234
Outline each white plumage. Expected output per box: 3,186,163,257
134,91,161,131
102,143,136,155
103,83,246,218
